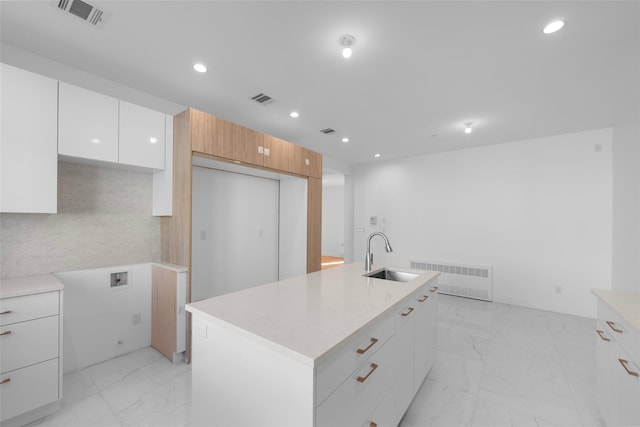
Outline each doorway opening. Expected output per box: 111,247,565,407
321,171,345,270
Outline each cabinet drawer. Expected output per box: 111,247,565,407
598,300,640,363
0,358,59,422
316,336,395,427
316,311,394,405
0,291,59,326
1,315,59,374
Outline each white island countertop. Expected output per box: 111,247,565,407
187,263,439,366
0,273,64,298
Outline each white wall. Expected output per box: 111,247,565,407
322,184,345,258
279,176,308,280
191,167,279,301
55,263,152,374
323,155,354,263
353,129,613,318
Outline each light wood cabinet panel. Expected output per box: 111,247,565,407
290,146,323,178
263,135,291,171
1,63,58,213
190,108,221,157
307,177,322,273
218,119,264,166
151,265,177,361
58,82,119,162
119,101,166,169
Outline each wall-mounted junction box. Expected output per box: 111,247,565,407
110,271,129,288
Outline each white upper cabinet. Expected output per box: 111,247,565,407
58,82,118,163
1,63,58,213
119,101,165,170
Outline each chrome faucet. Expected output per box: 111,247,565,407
365,232,393,271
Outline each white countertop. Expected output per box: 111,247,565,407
186,263,439,366
0,274,65,298
592,289,640,334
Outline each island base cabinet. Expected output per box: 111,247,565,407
191,316,314,427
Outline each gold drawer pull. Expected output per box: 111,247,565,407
0,378,10,385
356,338,378,355
429,286,438,292
370,423,377,427
401,307,414,317
0,310,12,315
596,330,610,342
0,331,11,336
357,363,378,383
607,321,623,334
618,359,639,377
418,295,429,302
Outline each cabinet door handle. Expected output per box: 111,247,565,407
356,338,378,355
595,330,610,342
606,320,623,334
401,307,414,317
0,331,11,336
618,359,639,377
429,286,438,293
370,423,378,427
418,295,429,302
0,310,12,315
0,378,10,385
357,363,378,383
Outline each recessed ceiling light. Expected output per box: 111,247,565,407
290,111,299,118
193,63,207,73
339,35,356,58
374,153,381,158
543,20,565,34
342,137,349,143
149,137,158,144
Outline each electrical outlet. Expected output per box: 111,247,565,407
132,312,141,325
110,271,128,287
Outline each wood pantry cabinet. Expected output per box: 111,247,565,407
0,63,58,214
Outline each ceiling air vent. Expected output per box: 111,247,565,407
57,0,108,27
250,93,273,105
320,128,336,134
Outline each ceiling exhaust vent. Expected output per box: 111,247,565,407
57,0,108,26
320,128,336,134
250,93,273,104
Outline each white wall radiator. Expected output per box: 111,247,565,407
410,260,493,301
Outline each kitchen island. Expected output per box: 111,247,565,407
187,263,439,427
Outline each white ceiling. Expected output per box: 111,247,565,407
1,1,639,165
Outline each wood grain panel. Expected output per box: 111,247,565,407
190,108,220,156
263,135,292,172
307,177,322,273
151,264,177,361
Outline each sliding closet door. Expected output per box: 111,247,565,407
192,166,279,301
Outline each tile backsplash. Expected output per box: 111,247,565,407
1,161,160,278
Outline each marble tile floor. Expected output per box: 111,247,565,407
28,294,602,427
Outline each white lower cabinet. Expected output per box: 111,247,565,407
594,298,640,426
0,289,63,426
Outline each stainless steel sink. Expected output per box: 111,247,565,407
364,268,419,282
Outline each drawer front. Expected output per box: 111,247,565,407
1,315,59,374
316,311,394,405
316,335,396,427
598,300,640,363
0,358,59,422
0,291,59,326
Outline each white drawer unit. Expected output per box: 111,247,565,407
316,336,396,427
0,278,63,427
593,291,640,427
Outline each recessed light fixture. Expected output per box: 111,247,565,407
464,122,473,134
339,35,356,58
290,111,299,118
91,138,100,144
342,137,349,143
543,20,565,34
193,63,207,73
149,137,158,144
374,153,381,158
